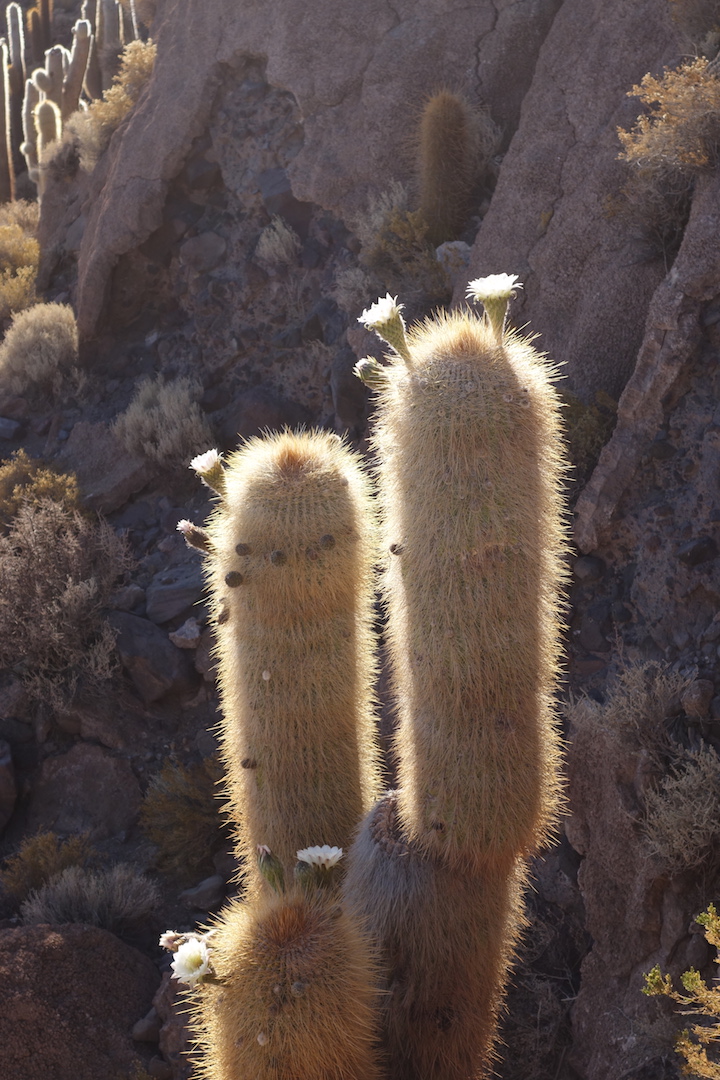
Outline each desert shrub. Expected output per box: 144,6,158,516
139,757,228,879
616,59,720,256
0,302,78,397
0,831,94,902
332,266,375,318
570,662,690,758
255,216,301,272
644,904,720,1078
0,200,40,236
65,39,157,171
668,0,720,39
0,449,82,528
112,374,213,467
0,500,132,714
21,863,160,937
360,206,451,306
643,746,720,872
353,180,409,252
0,203,41,321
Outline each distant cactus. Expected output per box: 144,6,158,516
417,91,497,246
0,41,14,201
195,431,381,887
6,3,26,178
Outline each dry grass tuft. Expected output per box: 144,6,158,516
139,757,228,879
616,58,720,255
0,831,95,902
0,499,132,715
0,302,78,397
642,746,720,872
113,374,214,467
65,39,157,171
21,862,160,937
255,216,301,272
0,449,83,528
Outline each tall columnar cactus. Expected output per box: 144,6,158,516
187,432,381,887
0,40,13,201
191,884,381,1080
6,3,26,177
347,277,569,1078
417,90,481,247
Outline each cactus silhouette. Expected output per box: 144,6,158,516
417,91,481,246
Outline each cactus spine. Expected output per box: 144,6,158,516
201,431,381,886
192,887,381,1080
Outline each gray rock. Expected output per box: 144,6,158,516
57,421,151,514
179,874,226,911
0,417,21,439
179,232,227,273
218,386,311,449
169,617,202,649
145,564,205,624
109,612,197,703
331,347,367,438
132,1006,162,1043
110,583,146,612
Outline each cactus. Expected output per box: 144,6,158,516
347,280,568,1078
417,91,482,247
6,3,26,177
196,431,381,887
25,0,52,68
0,40,13,201
191,886,381,1080
20,76,40,186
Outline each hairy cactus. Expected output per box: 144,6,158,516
6,3,26,177
191,886,381,1080
0,41,13,201
417,91,484,246
192,432,381,887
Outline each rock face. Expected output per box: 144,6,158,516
73,0,563,338
0,923,159,1080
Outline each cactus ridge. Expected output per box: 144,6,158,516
204,430,381,884
370,309,569,872
190,888,382,1080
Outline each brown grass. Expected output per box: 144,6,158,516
21,862,160,937
112,374,214,467
642,746,720,872
0,831,94,902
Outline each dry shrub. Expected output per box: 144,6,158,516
642,746,720,872
66,39,156,171
21,863,160,937
360,206,451,306
668,0,720,39
0,200,40,235
332,266,375,318
0,202,41,321
570,662,690,758
0,449,82,528
616,59,720,255
0,500,132,714
139,757,227,879
112,374,213,467
0,302,78,397
1,831,94,902
255,216,301,272
353,180,409,252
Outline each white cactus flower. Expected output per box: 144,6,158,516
465,274,523,343
296,845,344,869
171,937,212,987
358,294,412,363
190,448,221,475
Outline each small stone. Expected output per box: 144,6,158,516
146,565,205,624
179,232,227,273
132,1006,162,1043
179,874,226,912
148,1057,173,1080
169,617,202,649
574,555,605,583
110,583,145,612
681,679,715,718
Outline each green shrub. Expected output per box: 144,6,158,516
644,904,720,1078
0,831,94,902
0,500,132,714
139,757,228,879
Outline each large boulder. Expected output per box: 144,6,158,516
0,923,159,1080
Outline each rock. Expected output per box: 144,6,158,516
26,743,142,840
573,555,605,584
0,924,159,1080
0,417,21,439
154,973,194,1080
109,612,197,704
681,679,715,719
178,874,226,911
0,739,16,834
132,1006,162,1043
218,386,311,449
145,564,205,624
677,535,718,567
110,583,146,612
0,678,29,720
435,240,471,284
258,167,312,237
57,421,152,514
331,346,367,438
169,617,202,649
179,231,227,273
149,1058,174,1079
75,0,566,338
